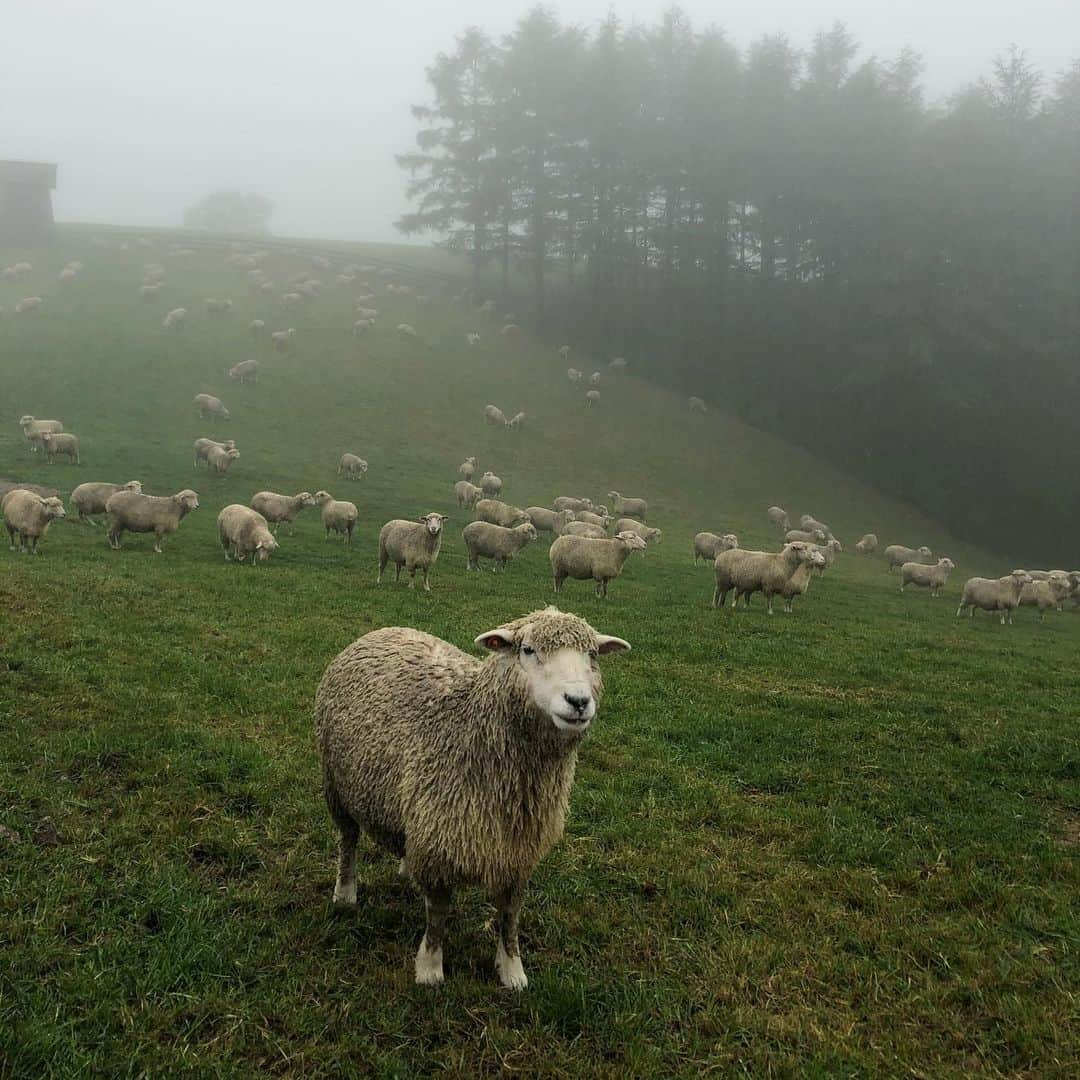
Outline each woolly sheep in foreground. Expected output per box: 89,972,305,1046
562,521,607,539
475,498,529,528
463,520,538,571
315,606,631,988
105,489,199,553
228,359,260,384
713,542,818,614
885,544,933,572
338,453,368,480
480,471,502,498
19,416,63,452
549,531,647,598
194,393,230,421
614,518,662,545
455,481,482,510
901,557,956,596
459,456,477,481
607,492,647,522
217,504,279,564
525,507,576,535
3,491,66,554
553,496,594,514
854,533,878,554
585,389,600,408
377,513,448,591
40,432,80,465
767,505,790,531
484,404,509,427
250,491,317,534
785,528,826,544
1018,573,1072,621
693,532,738,563
206,445,240,475
778,549,828,612
315,491,358,544
193,437,236,468
688,396,707,414
162,307,187,328
956,571,1032,624
71,480,142,524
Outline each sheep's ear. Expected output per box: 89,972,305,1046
475,629,516,651
596,635,631,655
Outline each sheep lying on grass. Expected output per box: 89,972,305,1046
377,513,448,591
956,571,1032,624
315,491,358,544
901,558,955,597
463,521,538,571
693,532,738,563
106,489,199,554
549,531,647,598
217,504,279,564
713,542,819,614
249,491,317,534
314,606,630,989
3,491,66,554
70,480,142,524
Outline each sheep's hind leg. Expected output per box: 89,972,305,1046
325,773,359,906
415,885,452,986
493,880,528,991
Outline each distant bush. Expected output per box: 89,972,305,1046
183,190,273,235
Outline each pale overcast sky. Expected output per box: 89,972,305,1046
4,1,1075,241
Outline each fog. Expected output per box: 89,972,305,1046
3,1,1076,241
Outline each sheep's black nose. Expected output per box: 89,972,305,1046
564,694,590,713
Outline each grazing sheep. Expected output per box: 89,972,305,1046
205,298,233,317
550,531,647,598
588,372,601,387
193,437,236,468
228,359,260,384
607,492,647,522
956,571,1033,624
767,506,790,531
466,332,481,346
194,393,230,421
507,412,526,430
688,396,707,414
785,528,826,544
162,307,187,328
614,518,662,545
459,456,477,481
315,491,359,544
553,497,594,514
608,357,627,375
475,499,529,529
525,507,576,535
1018,573,1073,621
484,405,509,427
377,513,448,591
713,542,819,614
249,319,266,339
885,545,933,572
455,481,482,510
693,532,738,563
70,480,142,524
271,328,296,351
567,368,583,384
206,445,240,475
217,504,279,564
14,297,43,315
106,489,199,553
480,472,502,498
562,521,607,539
3,491,66,554
249,490,317,534
778,549,828,612
585,389,600,408
40,432,80,465
19,416,63,453
315,606,631,988
854,533,878,554
901,557,956,597
463,521,538,571
338,453,369,480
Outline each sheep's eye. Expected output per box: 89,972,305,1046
521,646,535,658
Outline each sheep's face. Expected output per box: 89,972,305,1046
721,534,739,550
807,550,827,569
256,538,279,561
124,481,143,493
615,532,648,552
177,491,200,513
1011,570,1033,585
314,491,333,506
647,529,663,544
296,492,316,508
19,415,34,428
940,558,956,571
518,523,538,541
420,513,447,536
42,497,66,520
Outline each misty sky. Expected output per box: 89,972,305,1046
5,1,1076,242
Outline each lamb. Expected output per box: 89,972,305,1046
885,545,933,572
162,307,187,328
3,491,66,554
217,504,280,564
455,481,482,509
315,606,630,988
956,570,1033,624
480,471,502,498
549,531,647,598
19,416,63,452
315,491,359,544
553,496,594,514
562,521,607,539
608,357,627,375
785,528,826,544
1018,573,1073,621
614,518,662,545
463,521,538,571
693,532,738,563
854,533,878,554
767,506,790,531
567,368,583,383
688,396,707,414
377,513,448,590
70,480,142,524
607,492,647,522
271,328,296,351
40,432,80,465
901,557,956,597
459,456,477,481
475,499,530,528
338,453,369,480
194,393,230,421
585,389,600,408
484,405,509,427
778,549,828,613
206,445,240,475
466,332,481,346
106,488,199,553
507,412,526,430
14,297,43,315
712,542,819,614
228,359,260,383
193,437,236,468
205,298,233,317
525,507,576,535
249,490,317,534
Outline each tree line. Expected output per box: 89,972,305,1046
398,6,1080,563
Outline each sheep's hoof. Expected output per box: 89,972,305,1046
332,882,357,907
414,941,444,986
496,945,528,991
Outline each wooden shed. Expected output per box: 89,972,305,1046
0,160,57,246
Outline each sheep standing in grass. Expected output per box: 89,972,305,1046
71,480,142,524
206,445,240,475
785,528,825,544
140,283,162,300
466,332,481,346
885,544,932,572
194,437,235,468
778,549,828,612
614,519,662,546
525,507,576,535
956,571,1033,624
271,328,296,352
693,532,738,563
689,396,707,414
585,390,600,408
507,412,526,430
19,416,63,453
553,497,594,514
574,510,610,529
713,542,818,614
315,491,358,544
315,606,630,988
607,492,647,522
3,491,66,554
40,432,80,465
463,521,538,571
811,539,843,571
217,505,279,564
901,557,955,597
589,372,601,387
459,456,477,481
455,481,482,509
567,368,583,384
377,513,447,591
855,533,878,554
338,453,368,480
475,499,529,528
194,394,230,421
480,472,502,498
558,345,571,359
767,506,790,531
549,531,647,598
484,405,509,427
228,359,260,384
106,489,199,553
800,515,834,540
1018,573,1073,621
162,307,187,328
249,491,317,534
397,323,418,338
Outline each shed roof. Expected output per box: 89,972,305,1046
0,161,57,187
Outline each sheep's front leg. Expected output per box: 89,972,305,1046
422,567,432,592
493,880,528,990
415,885,452,986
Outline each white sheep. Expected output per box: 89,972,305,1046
465,332,481,346
553,497,594,514
567,368,583,384
693,532,738,563
463,521,538,571
688,396,707,414
338,453,369,480
459,456,477,481
206,445,240,475
901,557,956,597
525,507,576,535
608,357,627,375
484,405,508,427
585,390,600,408
397,323,418,338
562,521,607,539
854,533,878,554
19,416,63,453
205,298,233,317
475,499,530,528
558,345,571,359
506,412,526,430
767,506,790,531
607,492,647,522
249,490,317,534
1018,573,1073,621
217,504,279,564
885,545,933,572
193,437,236,468
228,359,260,384
455,481,482,509
193,394,230,421
3,491,66,554
614,518,662,545
315,491,359,544
377,513,447,590
70,480,142,524
352,319,373,336
575,510,610,529
778,548,828,612
956,571,1033,624
162,307,187,328
40,432,80,465
786,528,826,544
588,372,601,387
271,328,296,351
500,323,520,337
249,318,265,338
480,471,502,498
15,297,43,315
106,489,199,553
713,542,819,614
549,531,647,598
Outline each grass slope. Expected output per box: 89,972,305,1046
1,233,1077,1077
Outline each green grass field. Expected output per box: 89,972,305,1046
1,232,1077,1077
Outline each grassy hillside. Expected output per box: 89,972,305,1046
1,232,1076,1076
